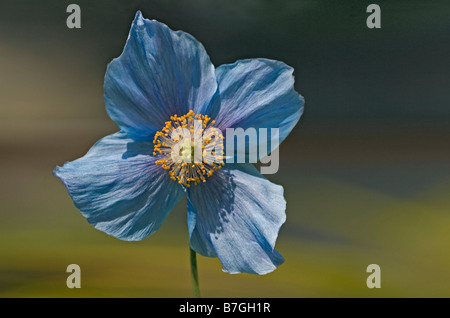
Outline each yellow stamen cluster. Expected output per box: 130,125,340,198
153,110,225,187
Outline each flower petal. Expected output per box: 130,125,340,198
214,58,304,159
186,163,286,274
104,11,218,141
54,131,184,241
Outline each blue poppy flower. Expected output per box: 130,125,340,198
54,11,304,275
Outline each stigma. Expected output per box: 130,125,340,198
153,110,224,187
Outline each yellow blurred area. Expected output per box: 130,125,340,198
2,157,450,297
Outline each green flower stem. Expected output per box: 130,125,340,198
190,247,201,298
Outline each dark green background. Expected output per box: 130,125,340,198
1,0,449,297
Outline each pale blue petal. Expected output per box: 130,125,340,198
54,131,184,241
186,164,286,274
214,58,304,160
104,11,218,141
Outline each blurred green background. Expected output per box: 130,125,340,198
1,0,450,297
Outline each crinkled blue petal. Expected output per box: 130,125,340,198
104,11,218,141
186,163,286,274
54,131,184,241
214,58,304,160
